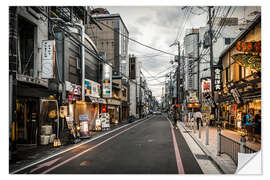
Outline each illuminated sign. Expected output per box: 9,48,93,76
102,63,112,98
201,79,211,93
236,41,261,53
85,79,101,98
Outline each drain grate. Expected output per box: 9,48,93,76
194,154,210,160
182,130,192,133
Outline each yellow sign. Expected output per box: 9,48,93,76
49,110,57,119
187,103,200,108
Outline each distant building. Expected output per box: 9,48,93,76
86,8,129,76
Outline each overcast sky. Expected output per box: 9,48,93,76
98,6,260,101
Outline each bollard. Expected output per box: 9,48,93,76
217,125,221,156
199,119,201,138
206,122,209,145
240,134,246,153
193,118,196,133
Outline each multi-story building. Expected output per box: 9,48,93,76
86,8,129,123
86,8,129,76
183,29,200,105
9,7,106,157
128,55,137,117
218,15,261,137
182,17,249,112
9,7,50,148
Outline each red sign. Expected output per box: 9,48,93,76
101,105,107,113
201,79,211,93
236,41,261,53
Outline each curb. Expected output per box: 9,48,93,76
178,122,234,174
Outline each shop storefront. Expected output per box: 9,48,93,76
14,77,52,146
65,80,102,137
218,16,261,139
107,98,121,124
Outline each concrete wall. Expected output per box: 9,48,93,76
129,80,137,116
199,24,246,79
17,7,48,79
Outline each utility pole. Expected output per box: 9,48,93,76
177,42,181,105
139,74,142,118
169,71,172,106
208,6,214,101
169,41,181,106
197,33,200,103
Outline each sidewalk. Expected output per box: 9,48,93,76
178,121,261,174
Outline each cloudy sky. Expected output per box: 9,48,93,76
96,6,260,100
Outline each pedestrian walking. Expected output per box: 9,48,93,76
195,110,202,130
173,106,178,129
254,110,261,142
245,112,253,141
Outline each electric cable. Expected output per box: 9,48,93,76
95,20,177,56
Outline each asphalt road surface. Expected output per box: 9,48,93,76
14,115,203,174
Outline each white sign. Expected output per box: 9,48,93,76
102,63,112,98
65,81,73,92
41,40,55,79
96,119,101,126
187,59,193,90
214,68,222,91
79,114,88,121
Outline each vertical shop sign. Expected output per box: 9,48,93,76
228,82,242,104
230,88,241,104
41,40,56,79
102,63,112,98
213,66,222,91
189,91,199,103
201,78,211,93
187,59,193,90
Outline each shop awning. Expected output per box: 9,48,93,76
85,96,99,103
98,98,107,104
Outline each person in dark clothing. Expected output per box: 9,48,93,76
195,110,202,130
173,106,178,129
254,110,261,141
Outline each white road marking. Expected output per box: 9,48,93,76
11,116,154,174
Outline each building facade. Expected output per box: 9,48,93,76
86,9,129,76
218,16,261,138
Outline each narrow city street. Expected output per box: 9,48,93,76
8,6,261,175
13,115,203,174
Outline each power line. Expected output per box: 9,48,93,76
198,6,233,62
141,67,163,84
95,20,177,56
38,9,152,91
177,7,192,42
175,7,189,42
